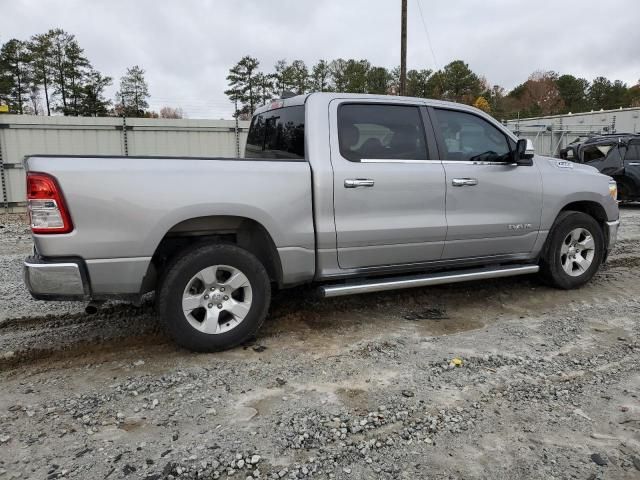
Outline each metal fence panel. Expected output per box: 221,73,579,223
505,107,640,157
0,115,249,210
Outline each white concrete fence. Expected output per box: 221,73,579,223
0,115,250,212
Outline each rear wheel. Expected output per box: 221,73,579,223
157,244,271,352
539,211,604,289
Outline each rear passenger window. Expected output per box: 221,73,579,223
338,104,428,162
245,106,305,160
434,108,513,162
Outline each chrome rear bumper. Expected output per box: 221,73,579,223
24,257,89,300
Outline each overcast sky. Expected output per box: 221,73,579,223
3,0,639,118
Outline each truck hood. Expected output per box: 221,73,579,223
535,155,601,176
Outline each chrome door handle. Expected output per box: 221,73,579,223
452,178,478,187
344,178,375,188
628,162,640,166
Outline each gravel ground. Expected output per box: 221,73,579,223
1,208,639,480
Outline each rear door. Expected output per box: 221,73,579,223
431,107,543,260
330,101,447,269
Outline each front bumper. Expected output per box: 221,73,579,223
23,256,90,300
606,219,620,250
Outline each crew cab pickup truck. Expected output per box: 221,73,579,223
24,93,620,351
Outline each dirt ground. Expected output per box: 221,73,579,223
0,208,639,480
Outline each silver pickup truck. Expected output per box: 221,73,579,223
23,93,620,351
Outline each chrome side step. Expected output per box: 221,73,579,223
318,264,539,298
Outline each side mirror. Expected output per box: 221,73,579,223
514,138,534,165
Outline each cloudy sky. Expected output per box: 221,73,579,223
3,0,639,118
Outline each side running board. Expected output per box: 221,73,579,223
318,265,539,298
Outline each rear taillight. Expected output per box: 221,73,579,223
26,172,74,234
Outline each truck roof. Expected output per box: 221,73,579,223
252,92,477,116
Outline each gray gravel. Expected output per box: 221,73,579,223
1,208,640,479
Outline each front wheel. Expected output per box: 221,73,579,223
539,211,605,289
157,244,271,352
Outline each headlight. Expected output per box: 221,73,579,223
609,180,618,201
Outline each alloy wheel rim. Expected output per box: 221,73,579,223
560,228,595,277
182,265,252,334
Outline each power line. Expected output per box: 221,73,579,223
415,0,440,72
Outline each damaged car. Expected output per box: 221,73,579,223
560,133,640,201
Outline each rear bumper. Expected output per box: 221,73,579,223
23,256,90,300
606,219,620,250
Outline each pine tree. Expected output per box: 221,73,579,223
0,39,33,114
116,65,150,117
224,56,261,117
310,60,332,92
273,59,293,97
28,32,54,115
79,70,112,116
288,60,309,95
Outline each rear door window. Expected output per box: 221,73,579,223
245,106,305,160
337,104,428,162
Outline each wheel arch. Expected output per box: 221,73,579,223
543,201,609,258
141,215,283,294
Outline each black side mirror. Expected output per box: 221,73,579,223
514,139,534,166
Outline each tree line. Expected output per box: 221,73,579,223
0,29,184,118
226,55,640,120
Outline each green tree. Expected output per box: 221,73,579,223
78,70,112,116
629,80,640,107
405,69,433,98
273,59,294,96
439,60,481,103
366,66,391,94
49,29,73,114
556,74,589,113
65,40,90,115
310,60,332,92
288,60,309,95
343,59,370,93
588,77,614,110
485,85,507,119
116,65,150,117
28,32,54,115
609,80,629,109
329,59,348,92
225,56,261,117
254,72,275,105
0,39,33,114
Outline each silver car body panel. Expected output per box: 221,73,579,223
25,156,315,293
24,93,619,298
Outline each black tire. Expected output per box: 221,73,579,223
157,243,271,352
539,211,605,289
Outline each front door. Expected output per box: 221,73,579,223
430,107,543,260
330,101,447,269
623,140,640,198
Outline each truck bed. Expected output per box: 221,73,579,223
24,155,316,293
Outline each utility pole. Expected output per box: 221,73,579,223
234,98,240,158
399,0,407,96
